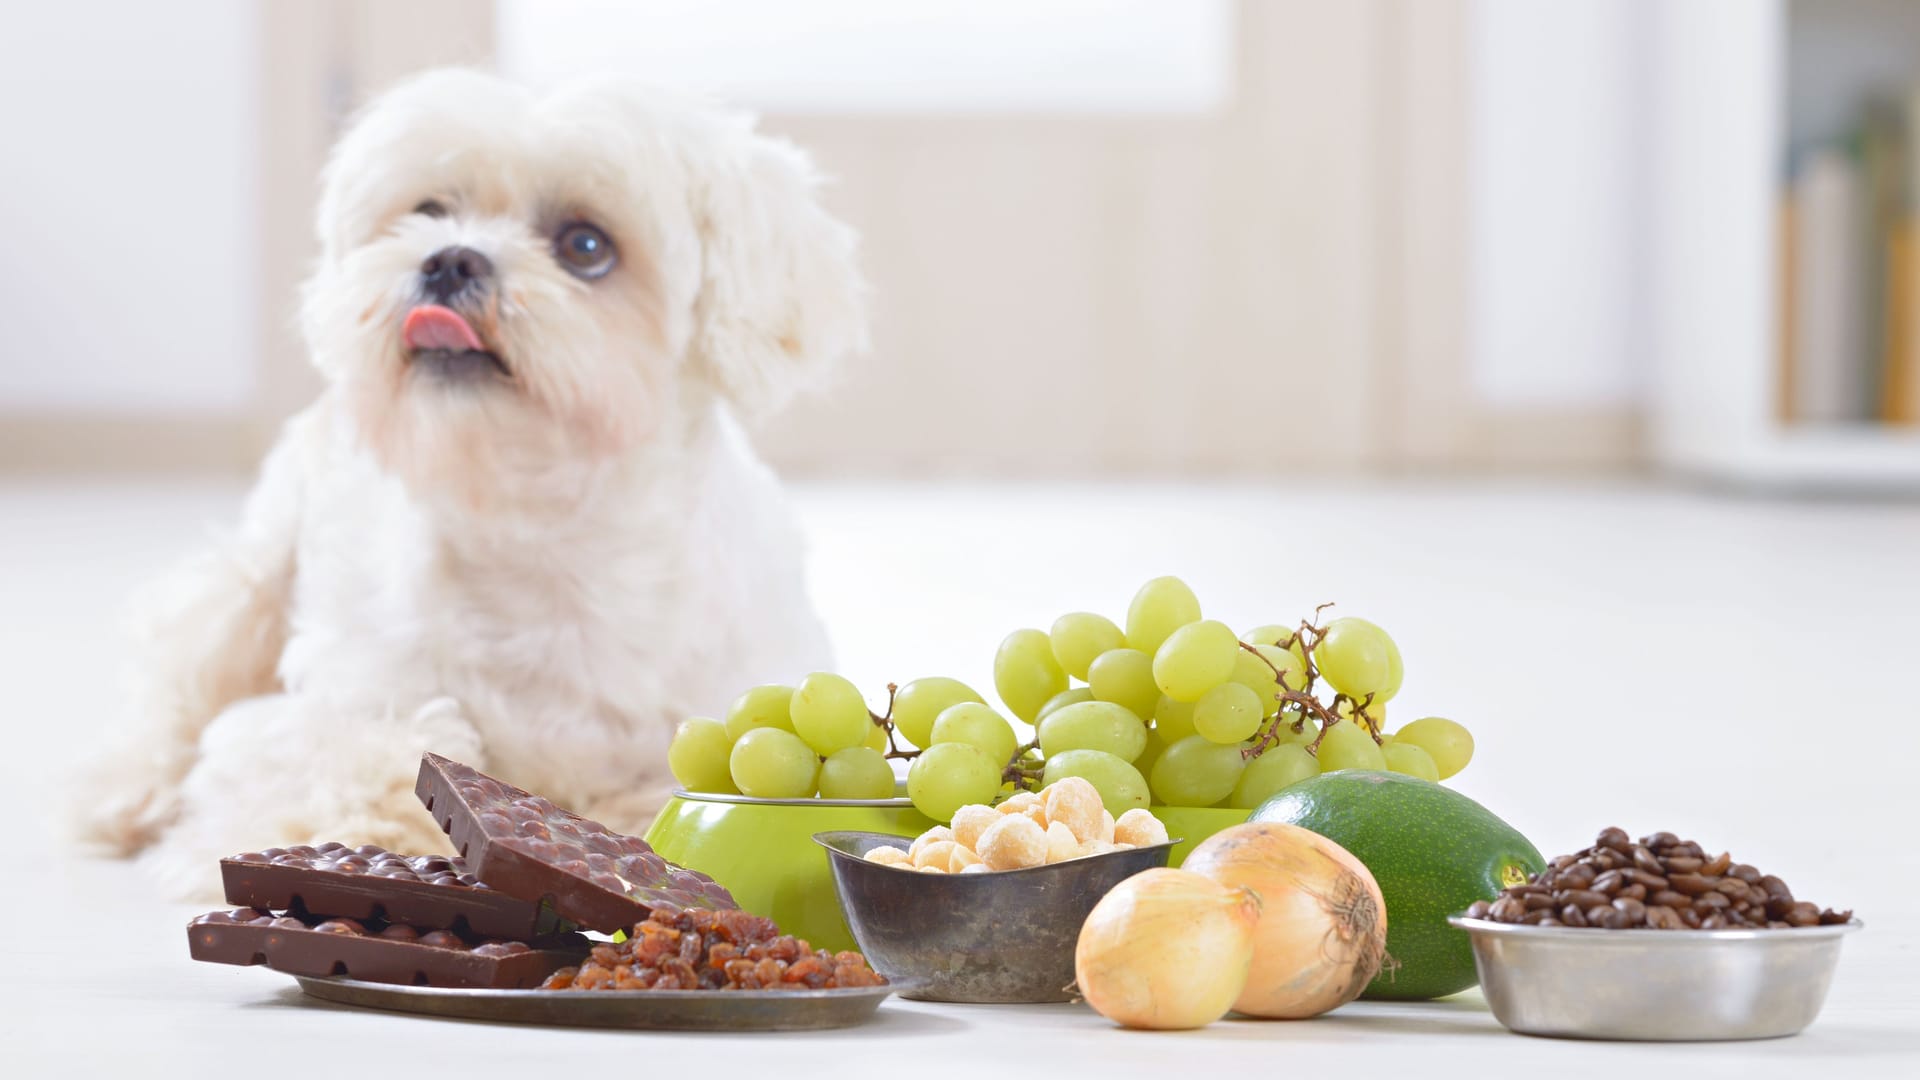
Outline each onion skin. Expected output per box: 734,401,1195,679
1183,822,1388,1019
1074,867,1261,1030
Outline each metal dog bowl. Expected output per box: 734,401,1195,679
1449,916,1862,1041
816,829,1176,1003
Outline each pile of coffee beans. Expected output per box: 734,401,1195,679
1466,827,1853,931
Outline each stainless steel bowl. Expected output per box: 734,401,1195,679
1449,916,1862,1041
816,829,1176,1003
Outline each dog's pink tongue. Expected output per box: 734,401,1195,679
402,305,485,351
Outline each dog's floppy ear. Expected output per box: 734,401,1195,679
683,116,869,417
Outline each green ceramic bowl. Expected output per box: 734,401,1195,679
643,791,939,954
1153,805,1253,864
643,790,1252,952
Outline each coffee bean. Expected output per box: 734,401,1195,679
1558,863,1597,890
1646,905,1683,929
1786,902,1820,927
1695,891,1731,911
1612,897,1647,924
1523,893,1556,911
1665,855,1704,873
1560,904,1589,927
1592,869,1629,895
1715,877,1751,901
1730,863,1762,884
1629,869,1669,890
1702,913,1730,929
1668,873,1715,896
1701,851,1732,877
1489,896,1527,922
1617,883,1648,901
1597,827,1632,853
1760,875,1794,903
1632,847,1663,874
1556,889,1609,910
1465,900,1492,919
1651,889,1691,908
1643,831,1680,849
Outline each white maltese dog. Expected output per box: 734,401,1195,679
73,69,863,897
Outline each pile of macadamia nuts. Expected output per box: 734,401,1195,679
862,778,1169,874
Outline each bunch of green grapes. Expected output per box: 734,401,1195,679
668,575,1476,822
667,671,1019,821
997,576,1476,814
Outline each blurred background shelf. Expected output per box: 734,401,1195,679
1649,0,1920,493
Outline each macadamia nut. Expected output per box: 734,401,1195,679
977,814,1048,870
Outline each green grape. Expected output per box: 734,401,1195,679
1149,735,1246,807
1270,710,1319,747
1383,741,1439,782
864,719,889,753
1049,612,1126,681
1041,749,1150,816
667,717,737,793
891,677,984,750
1378,634,1405,704
1131,727,1169,783
1242,625,1309,670
1230,644,1305,715
1036,700,1148,762
1088,648,1160,720
1229,744,1318,809
1152,695,1198,743
931,702,1019,766
1394,716,1474,779
728,728,820,798
1036,686,1095,722
907,742,1003,821
790,672,872,756
1152,619,1239,702
994,629,1068,723
1312,617,1398,699
1125,576,1201,655
819,746,897,799
1193,683,1262,745
1315,720,1386,773
724,684,796,741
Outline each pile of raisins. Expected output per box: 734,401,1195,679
1467,827,1854,930
540,906,886,991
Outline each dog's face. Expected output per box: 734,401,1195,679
302,70,865,508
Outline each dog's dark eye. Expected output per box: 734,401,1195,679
554,222,616,280
414,199,448,218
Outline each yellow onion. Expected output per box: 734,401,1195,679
1182,822,1387,1019
1074,867,1261,1030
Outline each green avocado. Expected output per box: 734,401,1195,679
1251,770,1543,1000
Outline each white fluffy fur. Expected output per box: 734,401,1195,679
71,69,864,898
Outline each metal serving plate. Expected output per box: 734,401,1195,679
1449,916,1862,1041
295,974,913,1031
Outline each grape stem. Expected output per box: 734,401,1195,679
1236,607,1384,761
871,682,922,761
1003,738,1044,790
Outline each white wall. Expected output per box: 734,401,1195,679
496,0,1233,113
0,0,259,413
1469,0,1646,408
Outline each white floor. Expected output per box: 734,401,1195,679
4,476,1917,1076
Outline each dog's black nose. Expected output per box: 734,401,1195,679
420,246,493,302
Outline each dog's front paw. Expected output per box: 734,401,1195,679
67,745,191,856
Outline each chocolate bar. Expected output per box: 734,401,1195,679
416,753,734,933
187,908,585,988
222,842,562,940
